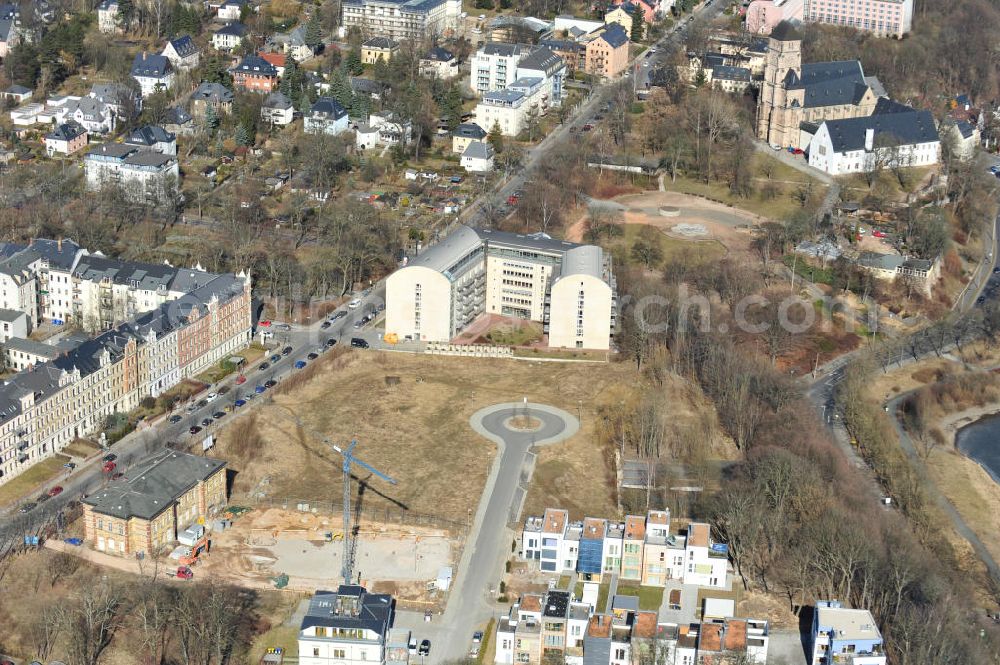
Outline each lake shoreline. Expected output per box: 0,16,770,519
949,404,1000,484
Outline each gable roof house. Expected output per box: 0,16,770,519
131,52,174,98
2,84,31,103
67,96,117,134
419,46,458,79
44,122,88,157
461,140,494,173
97,0,120,33
268,24,314,62
260,91,294,126
212,22,247,51
452,122,487,154
298,586,394,663
0,5,21,59
190,81,234,120
304,97,349,136
231,55,278,93
807,100,939,176
162,35,200,70
361,36,399,64
162,106,194,134
124,125,177,156
90,83,140,119
217,0,247,21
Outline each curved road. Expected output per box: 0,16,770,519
431,403,578,663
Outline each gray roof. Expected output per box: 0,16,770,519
73,97,110,121
234,55,278,76
90,83,135,106
612,595,640,613
362,36,398,49
263,91,293,109
0,308,24,322
424,46,453,62
5,337,63,358
82,450,226,520
167,35,198,58
482,89,525,104
454,122,486,139
558,245,603,280
46,122,86,142
858,252,904,271
5,84,29,95
480,228,580,254
124,152,175,167
462,140,493,160
712,65,750,82
164,106,192,125
87,143,135,159
310,96,347,119
131,52,171,78
351,77,388,95
215,22,247,37
407,225,483,274
301,586,393,635
341,0,450,14
481,42,526,57
192,81,234,104
598,23,628,48
125,124,176,147
822,109,938,153
793,60,869,108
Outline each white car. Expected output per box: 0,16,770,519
206,392,218,401
348,298,362,309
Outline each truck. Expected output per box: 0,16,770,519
178,535,209,566
178,524,206,546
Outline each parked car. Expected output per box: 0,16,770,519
351,338,369,348
255,385,266,394
111,472,124,480
282,346,293,355
259,320,271,327
234,399,246,408
419,640,431,656
48,486,63,497
321,321,331,329
331,311,347,321
103,453,117,462
275,323,291,330
270,354,281,363
36,493,50,503
201,418,213,427
473,632,483,643
102,461,116,473
408,638,418,654
213,411,226,419
265,379,277,388
169,414,182,423
63,461,76,470
258,362,270,371
64,537,83,546
197,399,208,408
206,392,218,401
326,338,337,347
189,425,202,434
294,360,307,369
18,502,36,513
307,352,318,360
176,566,194,580
348,298,362,309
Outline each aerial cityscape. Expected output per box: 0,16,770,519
0,0,997,662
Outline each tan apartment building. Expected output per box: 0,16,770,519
583,24,630,78
621,514,645,581
361,37,399,64
82,450,227,556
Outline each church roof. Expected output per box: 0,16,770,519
791,60,870,108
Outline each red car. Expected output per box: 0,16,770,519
176,566,194,580
235,375,247,385
259,320,271,327
873,230,887,238
103,461,116,473
47,486,63,497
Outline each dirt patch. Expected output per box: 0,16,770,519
218,352,634,523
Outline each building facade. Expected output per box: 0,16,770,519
341,0,461,41
386,226,615,350
810,601,886,665
85,144,180,204
299,586,394,665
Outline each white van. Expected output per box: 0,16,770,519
178,524,205,546
348,298,362,309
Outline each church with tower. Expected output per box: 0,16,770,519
755,21,884,149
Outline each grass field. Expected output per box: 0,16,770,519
666,153,827,220
217,351,634,524
616,583,665,611
0,454,70,507
574,580,611,612
605,223,728,271
61,438,101,458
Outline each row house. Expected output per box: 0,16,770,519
669,617,770,664
0,261,251,484
522,509,730,589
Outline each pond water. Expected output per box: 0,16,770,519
956,412,1000,483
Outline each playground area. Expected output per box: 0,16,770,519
199,507,456,603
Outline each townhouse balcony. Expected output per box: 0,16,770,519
16,441,28,451
17,453,28,463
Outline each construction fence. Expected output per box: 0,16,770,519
424,342,514,358
253,496,471,534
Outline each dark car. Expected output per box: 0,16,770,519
103,453,117,462
63,461,76,470
307,352,318,360
258,362,270,371
189,425,202,434
326,338,337,347
36,493,50,503
331,311,347,321
213,411,226,419
169,414,182,423
202,418,213,427
18,502,36,514
294,360,307,369
111,472,124,480
218,386,230,395
282,346,293,355
234,399,246,407
419,640,431,656
321,321,331,329
265,379,277,388
197,399,208,408
255,384,266,394
270,354,281,363
351,338,369,348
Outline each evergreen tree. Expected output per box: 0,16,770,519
234,122,251,146
298,93,312,115
630,14,644,42
116,0,134,28
330,69,353,108
304,11,324,51
279,55,304,105
694,67,706,88
204,103,220,131
342,48,363,76
487,121,504,153
202,55,234,88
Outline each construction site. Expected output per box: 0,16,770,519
197,507,457,606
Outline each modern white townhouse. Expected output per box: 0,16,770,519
298,586,394,665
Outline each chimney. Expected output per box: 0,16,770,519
864,128,875,151
57,236,62,252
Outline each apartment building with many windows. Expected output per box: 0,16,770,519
746,0,911,37
341,0,461,41
298,586,394,665
386,226,616,350
0,265,251,485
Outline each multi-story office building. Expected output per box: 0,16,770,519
341,0,461,41
385,226,616,350
747,0,911,37
0,262,251,485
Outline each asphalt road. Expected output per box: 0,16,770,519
0,285,388,544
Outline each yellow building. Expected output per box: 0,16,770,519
361,37,399,64
82,450,227,557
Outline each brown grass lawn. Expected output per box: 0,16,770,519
217,351,638,524
0,454,70,508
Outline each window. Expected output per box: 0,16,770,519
333,649,346,659
313,648,320,657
